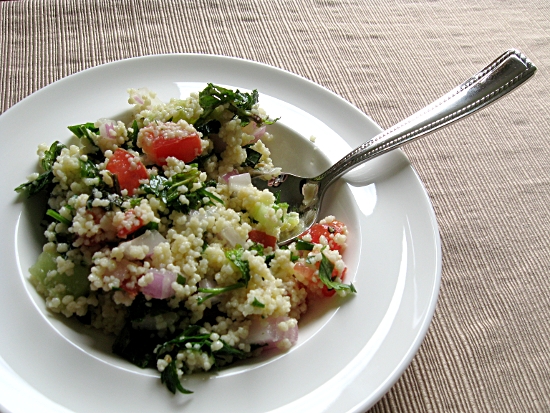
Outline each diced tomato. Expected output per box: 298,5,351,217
106,148,148,196
101,258,138,297
293,262,316,283
300,220,346,253
294,261,332,297
139,127,202,166
321,285,336,297
120,278,139,298
248,229,277,249
88,207,104,224
294,258,347,298
116,210,143,238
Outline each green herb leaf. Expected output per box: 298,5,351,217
197,282,245,304
195,119,221,136
46,209,71,226
318,253,357,293
68,122,98,137
241,146,262,168
251,298,265,308
225,246,250,285
41,141,66,171
195,84,259,127
129,221,160,238
140,167,222,213
127,120,140,148
15,141,66,197
14,171,53,196
160,360,193,395
295,239,314,251
68,122,99,148
195,246,251,304
195,84,277,129
79,158,100,179
249,243,265,255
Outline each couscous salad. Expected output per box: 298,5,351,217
15,84,356,394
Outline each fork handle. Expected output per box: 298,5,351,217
312,49,536,192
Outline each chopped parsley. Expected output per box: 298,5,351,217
318,253,357,294
241,145,262,168
279,244,299,262
249,242,275,265
225,246,250,284
68,122,99,148
124,120,140,149
195,83,278,128
15,141,66,196
139,165,223,213
197,282,245,304
251,298,265,308
197,246,251,304
46,209,71,226
161,360,193,394
79,158,100,179
295,239,314,251
156,324,249,394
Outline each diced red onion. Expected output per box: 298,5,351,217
246,316,298,350
221,169,239,182
199,278,217,289
119,230,167,258
98,119,117,139
107,259,131,280
228,173,251,192
141,269,177,299
251,125,266,142
220,226,247,247
132,94,144,105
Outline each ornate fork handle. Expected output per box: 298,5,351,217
312,49,536,192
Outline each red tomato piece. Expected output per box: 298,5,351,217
139,127,202,166
322,266,347,297
293,262,316,283
321,285,336,297
120,278,139,298
106,148,148,196
88,207,104,225
301,220,346,253
294,252,347,299
248,229,277,249
116,210,143,238
294,261,336,298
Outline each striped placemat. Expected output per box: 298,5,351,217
1,1,549,411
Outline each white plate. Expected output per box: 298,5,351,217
0,55,441,413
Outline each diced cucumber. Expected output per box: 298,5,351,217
249,202,278,234
29,250,90,298
284,212,300,229
249,200,301,236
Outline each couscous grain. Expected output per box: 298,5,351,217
16,83,356,395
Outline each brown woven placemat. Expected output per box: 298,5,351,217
1,1,549,412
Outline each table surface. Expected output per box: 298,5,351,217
1,1,549,412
